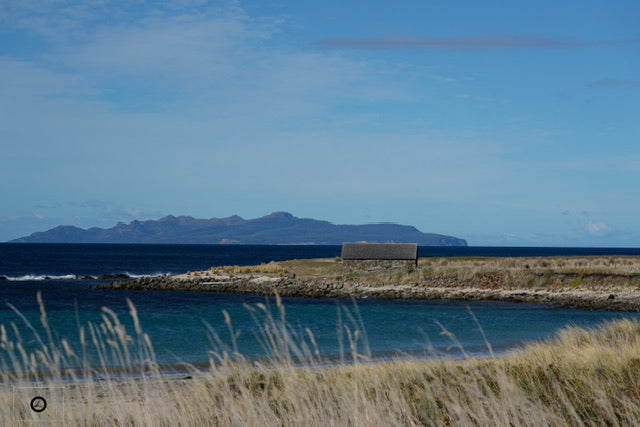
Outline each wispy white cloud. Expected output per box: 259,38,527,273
64,13,266,80
315,35,639,50
585,221,611,237
0,57,91,98
1,1,414,123
0,0,251,41
586,78,639,89
520,156,640,173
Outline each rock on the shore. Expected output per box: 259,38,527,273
92,274,640,312
98,273,131,280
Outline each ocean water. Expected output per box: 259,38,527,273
1,244,640,371
3,244,640,280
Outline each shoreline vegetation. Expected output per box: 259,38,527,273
96,255,640,311
2,295,640,424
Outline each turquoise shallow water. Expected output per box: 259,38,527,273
3,281,640,370
2,244,640,372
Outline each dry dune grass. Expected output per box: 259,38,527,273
2,294,640,425
412,256,640,291
276,256,640,291
209,261,288,276
418,255,640,275
279,257,344,277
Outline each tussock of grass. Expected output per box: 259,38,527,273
322,256,640,290
279,258,344,277
2,295,640,425
210,261,287,275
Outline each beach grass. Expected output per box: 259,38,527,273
2,294,640,425
276,256,640,291
211,261,288,276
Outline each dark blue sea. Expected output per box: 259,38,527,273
2,244,640,372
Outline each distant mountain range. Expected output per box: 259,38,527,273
10,212,467,246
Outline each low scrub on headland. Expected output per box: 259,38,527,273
182,262,288,278
2,295,640,425
277,256,640,291
211,261,288,276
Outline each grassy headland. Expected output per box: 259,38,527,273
98,256,640,311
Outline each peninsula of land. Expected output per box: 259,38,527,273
96,255,640,311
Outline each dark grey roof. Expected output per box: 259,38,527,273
341,243,418,260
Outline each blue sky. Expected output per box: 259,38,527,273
1,0,638,246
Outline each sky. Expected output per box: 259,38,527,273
1,0,639,246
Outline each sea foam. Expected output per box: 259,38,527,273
5,274,78,281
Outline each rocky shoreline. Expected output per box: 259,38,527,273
94,269,640,311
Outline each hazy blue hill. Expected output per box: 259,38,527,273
10,212,467,246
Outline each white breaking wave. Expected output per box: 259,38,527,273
2,272,172,281
4,274,79,281
125,272,171,278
